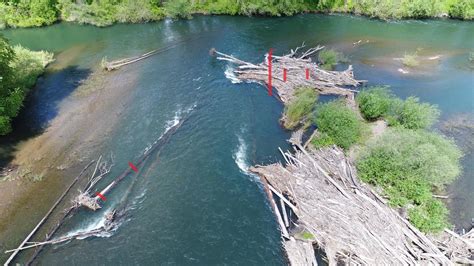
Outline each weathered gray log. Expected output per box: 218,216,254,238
4,160,95,266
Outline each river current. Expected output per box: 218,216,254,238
1,15,473,264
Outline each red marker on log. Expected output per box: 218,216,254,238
305,68,310,80
95,192,106,201
129,162,138,173
268,48,273,96
283,68,287,82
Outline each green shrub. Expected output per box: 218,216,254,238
11,45,54,90
283,87,318,129
357,86,394,120
448,0,474,19
408,198,450,233
318,49,339,70
357,87,440,130
164,0,192,19
0,37,53,135
116,0,164,23
310,132,335,148
0,0,58,28
390,97,440,130
356,128,462,233
402,52,419,68
313,100,364,150
358,128,461,187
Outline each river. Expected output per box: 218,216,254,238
1,14,473,264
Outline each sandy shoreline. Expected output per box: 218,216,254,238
0,58,140,262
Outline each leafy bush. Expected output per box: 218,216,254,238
313,100,364,150
390,97,440,130
356,87,440,130
0,0,58,28
356,128,462,233
164,0,192,19
408,198,450,233
402,52,419,68
283,87,318,129
0,36,53,135
11,45,54,90
402,0,439,18
310,132,335,148
116,0,164,23
448,0,474,19
318,49,340,70
357,86,393,120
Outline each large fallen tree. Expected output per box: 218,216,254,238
250,131,473,265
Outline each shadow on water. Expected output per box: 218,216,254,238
0,66,91,169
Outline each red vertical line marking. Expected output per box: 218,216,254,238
283,68,287,82
95,192,107,201
305,68,309,80
268,48,273,96
128,162,138,173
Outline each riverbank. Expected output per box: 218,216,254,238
0,0,472,29
0,55,140,262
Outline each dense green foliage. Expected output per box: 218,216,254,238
283,87,318,129
0,0,472,28
356,86,392,120
357,87,440,129
318,49,339,70
313,100,364,150
390,97,440,129
0,36,53,135
356,128,461,232
0,0,58,28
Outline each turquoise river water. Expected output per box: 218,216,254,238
1,14,473,265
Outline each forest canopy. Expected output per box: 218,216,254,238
0,0,473,28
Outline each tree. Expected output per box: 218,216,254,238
0,35,15,96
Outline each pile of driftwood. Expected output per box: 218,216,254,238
211,44,365,106
250,131,473,265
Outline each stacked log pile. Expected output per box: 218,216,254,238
212,44,365,106
250,132,473,265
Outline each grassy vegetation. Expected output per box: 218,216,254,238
357,86,440,129
283,87,318,129
357,128,461,232
0,36,53,135
300,231,315,240
0,0,472,29
401,52,420,68
318,49,338,70
312,100,365,150
353,86,461,233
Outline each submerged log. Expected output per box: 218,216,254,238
212,44,366,105
250,139,456,265
13,109,195,265
4,160,95,266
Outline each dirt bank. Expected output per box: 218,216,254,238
0,63,140,261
